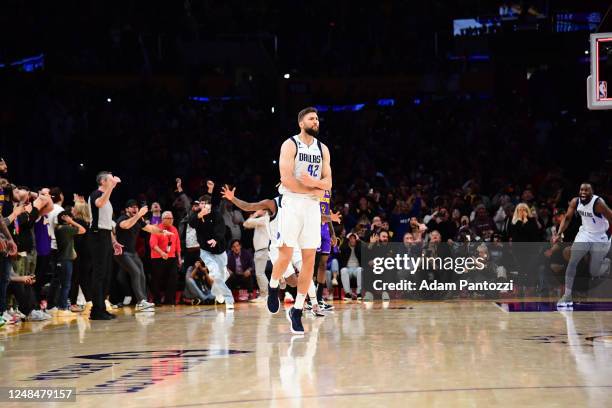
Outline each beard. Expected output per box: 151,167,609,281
304,126,319,137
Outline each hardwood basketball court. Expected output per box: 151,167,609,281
2,300,612,407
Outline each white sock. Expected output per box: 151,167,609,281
308,282,317,299
270,278,279,288
123,296,132,305
295,293,306,309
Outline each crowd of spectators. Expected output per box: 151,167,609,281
1,67,611,326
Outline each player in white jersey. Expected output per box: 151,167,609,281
272,107,332,334
220,185,339,316
553,183,612,307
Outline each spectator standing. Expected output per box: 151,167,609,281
150,211,181,305
220,199,244,242
179,201,201,272
188,195,234,308
115,200,168,310
242,209,270,301
53,211,86,316
150,202,162,225
69,200,92,311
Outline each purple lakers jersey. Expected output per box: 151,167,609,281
320,190,331,216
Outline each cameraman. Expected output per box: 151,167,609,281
184,258,215,305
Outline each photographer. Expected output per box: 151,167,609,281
184,258,215,305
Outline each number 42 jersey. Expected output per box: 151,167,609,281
278,134,323,200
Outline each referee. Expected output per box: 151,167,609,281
87,171,121,320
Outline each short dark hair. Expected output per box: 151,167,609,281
50,187,63,204
124,199,138,209
230,239,241,248
297,107,318,123
57,210,71,225
198,194,212,204
96,171,112,186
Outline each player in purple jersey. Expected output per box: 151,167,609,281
310,190,340,310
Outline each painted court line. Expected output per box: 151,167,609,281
155,384,612,407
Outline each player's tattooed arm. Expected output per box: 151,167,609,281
554,198,577,242
221,184,275,214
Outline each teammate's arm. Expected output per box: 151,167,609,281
299,144,332,191
221,184,276,214
321,210,341,224
279,139,318,194
553,198,577,242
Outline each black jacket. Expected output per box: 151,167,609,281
11,207,39,252
188,209,227,254
508,218,541,242
339,243,362,269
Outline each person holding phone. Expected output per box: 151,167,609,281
188,194,234,308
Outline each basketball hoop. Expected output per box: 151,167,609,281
587,32,612,110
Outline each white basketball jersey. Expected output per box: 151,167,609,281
278,135,323,200
268,196,282,248
577,195,609,234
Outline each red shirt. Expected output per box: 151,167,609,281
150,224,181,259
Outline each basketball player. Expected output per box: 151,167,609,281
220,185,340,316
554,183,612,307
311,190,338,310
270,107,332,334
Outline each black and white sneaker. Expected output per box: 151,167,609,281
304,299,313,310
310,302,325,317
318,300,334,311
267,286,280,314
135,300,155,311
286,307,304,334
